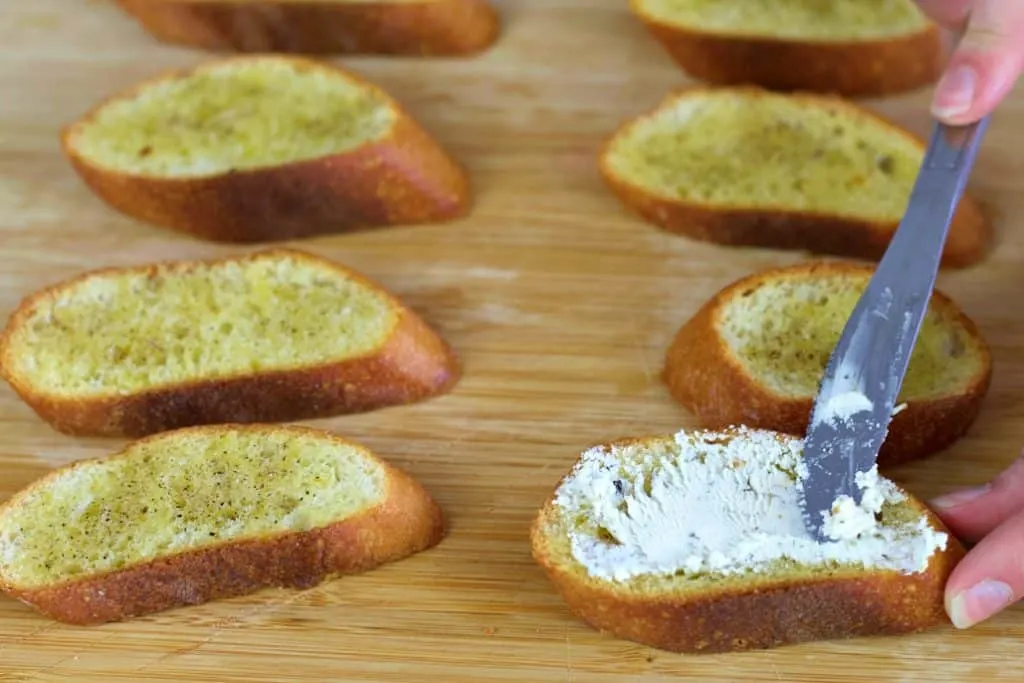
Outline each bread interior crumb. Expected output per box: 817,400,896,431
0,428,385,589
716,270,984,399
637,0,930,41
604,89,923,221
3,251,396,397
69,58,394,177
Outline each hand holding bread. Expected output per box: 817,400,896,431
931,455,1024,630
530,427,964,653
2,0,1019,663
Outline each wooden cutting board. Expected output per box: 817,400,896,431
3,1,1024,680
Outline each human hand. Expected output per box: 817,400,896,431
915,0,1024,124
930,454,1024,628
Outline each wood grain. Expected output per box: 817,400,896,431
2,0,1024,680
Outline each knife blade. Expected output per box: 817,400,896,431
798,114,991,543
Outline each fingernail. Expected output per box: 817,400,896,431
947,580,1015,629
931,483,991,509
933,64,978,118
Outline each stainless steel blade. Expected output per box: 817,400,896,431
799,115,991,542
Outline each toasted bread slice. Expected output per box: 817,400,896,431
60,55,470,242
0,424,445,625
0,247,460,438
629,0,941,97
599,87,991,269
663,262,992,467
115,0,500,56
530,426,965,654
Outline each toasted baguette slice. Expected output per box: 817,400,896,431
115,0,500,56
0,247,460,438
663,261,992,467
629,0,941,97
60,55,470,242
599,87,991,268
530,426,965,654
0,424,445,625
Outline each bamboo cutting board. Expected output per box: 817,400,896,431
3,1,1024,681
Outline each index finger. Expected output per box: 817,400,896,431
931,453,1024,543
923,0,1024,124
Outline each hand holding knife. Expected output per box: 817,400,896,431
798,109,990,541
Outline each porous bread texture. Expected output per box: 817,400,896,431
114,0,501,56
0,428,384,588
663,261,992,466
599,87,989,268
0,424,445,624
5,250,395,394
636,0,931,41
530,427,965,654
60,55,470,242
719,272,983,399
70,57,395,178
629,0,940,97
607,88,920,219
0,247,460,437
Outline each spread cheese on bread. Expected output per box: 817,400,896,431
61,55,471,242
0,247,460,437
663,261,992,466
530,426,964,654
115,0,501,56
0,424,445,625
630,0,941,97
599,87,991,268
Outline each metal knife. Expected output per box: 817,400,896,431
798,113,991,542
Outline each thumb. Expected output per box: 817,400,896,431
944,504,1024,629
931,0,1024,124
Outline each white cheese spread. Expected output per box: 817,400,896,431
813,390,874,427
554,427,947,582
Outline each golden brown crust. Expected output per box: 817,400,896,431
114,0,501,56
529,431,968,654
0,424,446,625
598,87,993,270
534,515,963,654
0,248,461,438
662,261,993,467
629,0,942,97
60,56,472,243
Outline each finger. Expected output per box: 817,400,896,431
944,505,1024,628
931,452,1024,543
930,0,1024,124
915,0,972,29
